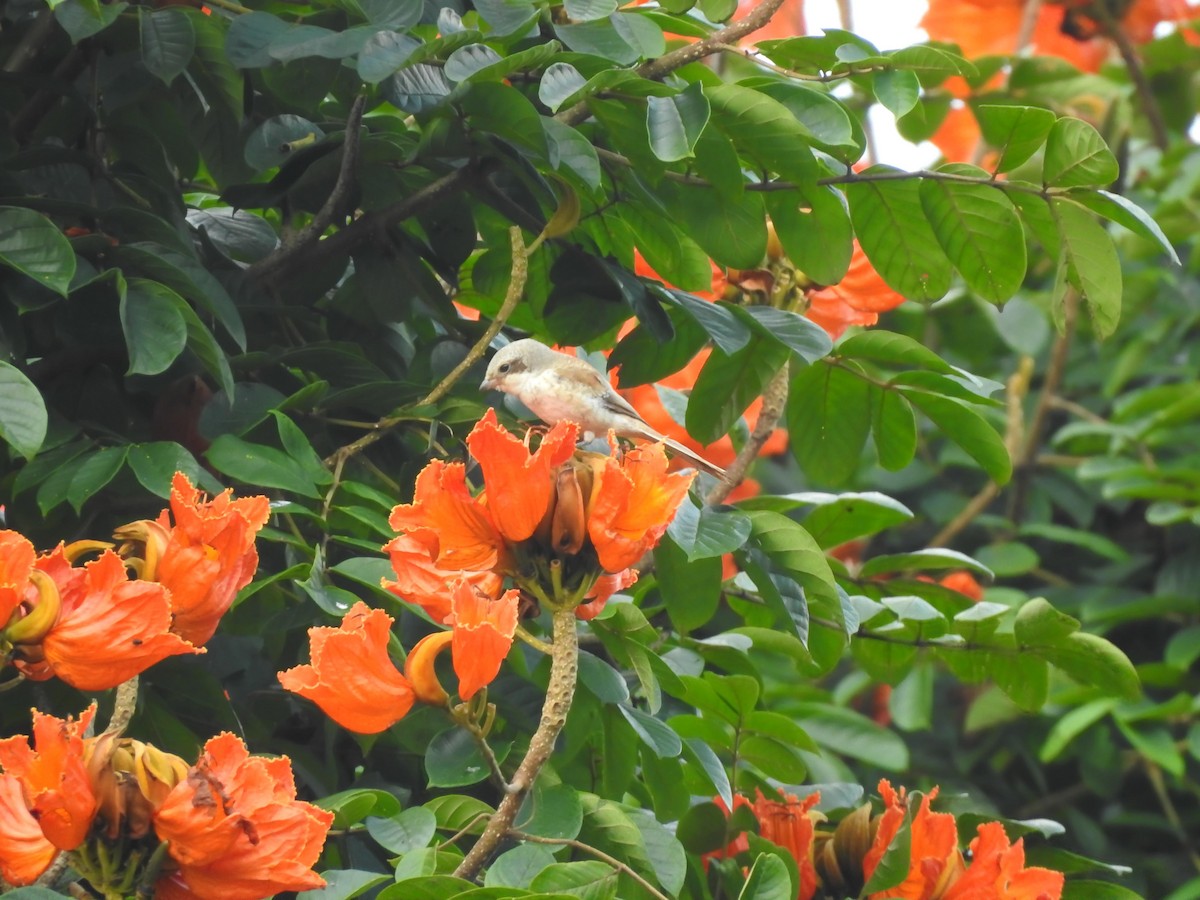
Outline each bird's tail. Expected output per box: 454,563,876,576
657,435,729,481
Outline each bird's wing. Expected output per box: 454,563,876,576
556,361,648,423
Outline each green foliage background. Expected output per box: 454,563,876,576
0,0,1197,896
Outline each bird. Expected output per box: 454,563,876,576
480,339,727,479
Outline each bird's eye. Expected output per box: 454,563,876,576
498,363,511,373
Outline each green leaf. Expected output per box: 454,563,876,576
367,807,437,854
357,30,422,83
139,7,195,85
668,502,753,561
676,802,729,855
426,728,495,788
788,362,872,485
663,184,767,269
1036,631,1141,700
1051,198,1122,338
847,168,952,301
1040,699,1116,762
121,279,188,376
974,541,1040,576
317,788,402,828
0,362,48,460
705,83,819,183
901,389,1012,483
206,434,324,497
55,0,127,42
685,335,788,445
838,329,956,373
738,853,792,900
646,82,709,162
873,68,920,117
0,206,76,296
919,164,1027,303
859,548,993,579
485,844,559,888
1015,597,1080,645
736,306,833,363
128,442,212,498
873,388,917,471
1067,189,1180,265
539,63,588,112
67,446,129,513
543,119,602,190
444,43,504,82
764,187,853,287
797,491,914,547
529,861,618,899
1062,883,1146,900
1043,117,1119,188
297,870,391,900
976,104,1056,173
565,0,618,21
618,704,683,758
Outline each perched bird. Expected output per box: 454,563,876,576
480,339,727,479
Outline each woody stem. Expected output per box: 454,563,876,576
453,606,579,881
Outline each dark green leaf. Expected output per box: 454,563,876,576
0,362,48,460
901,389,1012,483
736,306,833,363
764,187,853,287
121,279,188,376
686,335,788,444
67,446,129,513
1043,117,1118,188
357,31,422,83
646,82,710,162
788,362,872,485
738,852,793,900
1051,198,1122,338
0,206,76,296
367,807,437,854
140,7,195,85
873,388,917,471
1068,189,1179,265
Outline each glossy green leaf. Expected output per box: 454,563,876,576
529,861,618,899
539,63,588,112
0,362,48,460
686,335,789,444
873,68,920,117
706,83,820,183
738,853,793,900
847,168,952,301
788,362,872,485
919,164,1027,302
736,305,833,363
859,548,993,579
120,278,188,376
485,844,559,888
902,389,1012,483
0,206,76,296
976,104,1056,173
367,807,437,854
1052,198,1122,338
1068,189,1179,264
646,82,709,162
67,446,129,513
873,388,918,470
797,491,914,547
764,186,854,286
357,30,422,83
140,7,195,84
1043,117,1118,188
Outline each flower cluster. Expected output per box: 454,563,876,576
0,473,268,691
280,410,693,733
712,781,1064,900
0,706,332,898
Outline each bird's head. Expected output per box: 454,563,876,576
480,339,554,393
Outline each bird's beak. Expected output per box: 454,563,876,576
480,377,495,391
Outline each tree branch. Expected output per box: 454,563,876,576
1093,4,1169,150
705,365,788,506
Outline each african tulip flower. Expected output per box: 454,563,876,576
153,732,333,900
704,789,822,899
16,547,198,691
868,785,963,900
0,530,36,630
0,705,97,884
278,602,416,734
945,822,1064,900
805,242,907,340
382,531,502,623
587,442,696,572
449,581,519,701
114,472,270,646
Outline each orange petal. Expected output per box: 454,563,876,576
449,582,518,700
945,822,1064,900
154,733,332,900
467,408,578,542
587,444,695,572
388,461,505,571
0,705,98,852
29,550,199,691
381,531,501,624
576,569,638,621
278,602,414,734
869,786,961,900
863,779,907,885
0,530,36,630
753,789,821,900
0,774,57,885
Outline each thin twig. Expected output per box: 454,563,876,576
512,831,671,900
1015,0,1044,55
705,366,788,506
1093,3,1169,150
438,812,495,850
323,226,529,467
4,7,56,74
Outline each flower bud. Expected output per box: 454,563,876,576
551,465,587,556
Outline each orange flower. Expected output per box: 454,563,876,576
863,779,908,885
0,530,35,629
575,568,638,621
387,460,505,571
278,602,415,734
153,732,333,900
805,242,906,341
940,571,984,601
0,774,56,885
944,822,1064,900
754,790,821,900
587,443,696,572
381,531,502,623
869,786,963,900
0,706,98,857
466,408,578,542
743,0,806,43
449,580,519,701
922,0,1194,74
115,472,270,646
20,548,198,691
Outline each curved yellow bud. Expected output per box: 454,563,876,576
3,570,61,644
404,631,453,707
